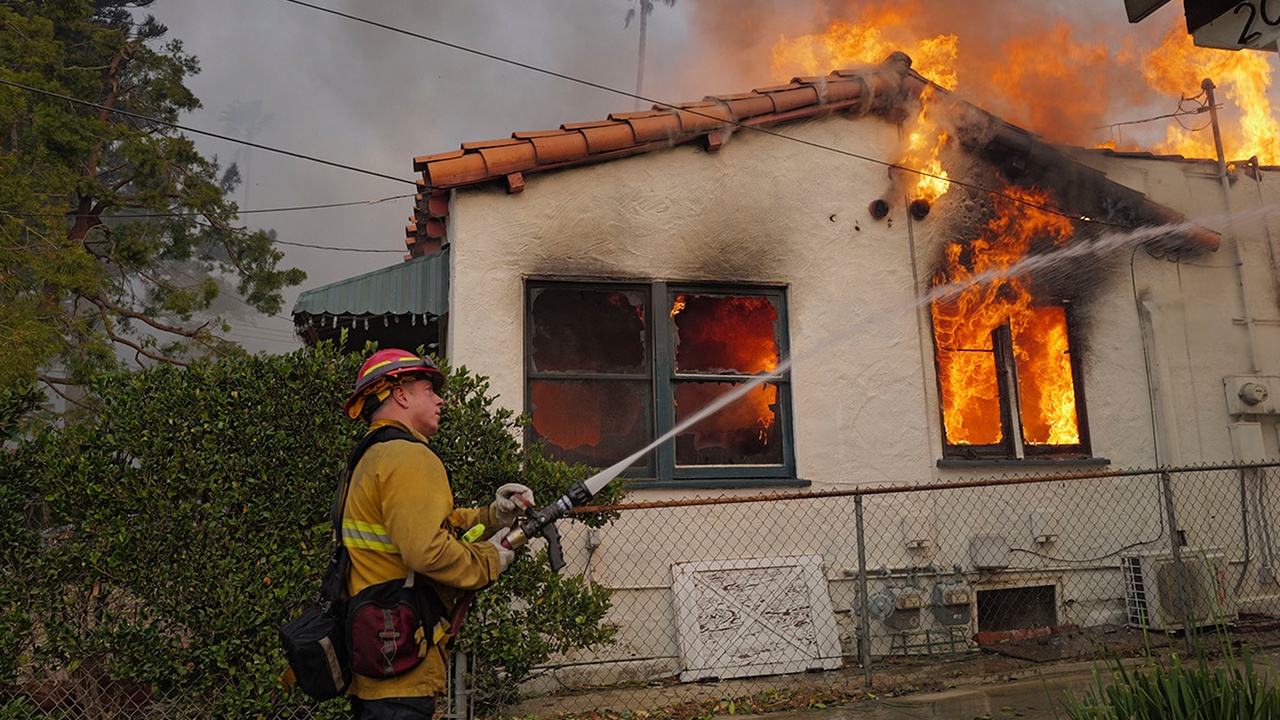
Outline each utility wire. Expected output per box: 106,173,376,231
0,193,413,218
280,0,1135,228
226,194,417,215
0,78,418,187
1094,104,1214,132
0,6,1190,231
272,238,403,252
0,208,405,253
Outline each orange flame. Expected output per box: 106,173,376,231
904,85,951,203
762,4,1277,162
930,186,1080,447
770,4,954,202
768,4,958,90
671,294,779,450
1143,27,1279,163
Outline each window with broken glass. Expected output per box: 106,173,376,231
526,281,796,487
931,299,1091,461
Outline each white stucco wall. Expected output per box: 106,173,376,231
1073,152,1280,467
432,114,1280,682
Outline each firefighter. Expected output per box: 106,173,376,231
340,348,533,719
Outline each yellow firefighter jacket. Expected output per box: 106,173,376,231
341,419,504,700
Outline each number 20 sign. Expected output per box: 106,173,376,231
1191,1,1280,52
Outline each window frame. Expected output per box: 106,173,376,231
525,279,798,488
934,299,1092,462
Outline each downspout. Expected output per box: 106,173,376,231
1204,78,1261,374
1137,292,1181,467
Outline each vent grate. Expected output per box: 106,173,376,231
1121,555,1149,627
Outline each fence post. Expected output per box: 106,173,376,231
854,492,873,687
448,649,471,720
1160,470,1195,655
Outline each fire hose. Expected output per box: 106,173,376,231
447,479,597,637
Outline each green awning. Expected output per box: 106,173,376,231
291,248,449,319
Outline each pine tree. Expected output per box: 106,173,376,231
0,0,305,398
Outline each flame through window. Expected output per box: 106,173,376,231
527,282,792,483
930,185,1089,459
671,293,783,466
933,301,1082,452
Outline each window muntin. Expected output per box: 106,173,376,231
527,281,792,484
932,298,1088,459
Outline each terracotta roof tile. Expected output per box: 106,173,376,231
759,85,821,113
412,148,464,171
525,132,590,164
671,101,735,134
460,138,524,151
402,50,1220,260
411,54,919,201
421,152,489,188
817,78,866,105
577,122,639,154
717,92,777,121
609,110,683,143
405,55,924,256
477,142,538,176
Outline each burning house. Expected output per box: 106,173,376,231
293,30,1280,689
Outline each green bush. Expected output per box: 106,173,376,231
0,342,618,718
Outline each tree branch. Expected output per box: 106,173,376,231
37,375,93,410
88,301,191,367
107,324,189,367
83,292,206,338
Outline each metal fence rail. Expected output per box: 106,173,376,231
7,462,1280,719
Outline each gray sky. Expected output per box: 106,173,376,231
144,0,1265,354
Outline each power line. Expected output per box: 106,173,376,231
0,78,418,187
0,208,406,253
279,0,1131,228
273,238,403,252
0,193,413,218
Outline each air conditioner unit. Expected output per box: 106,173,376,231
1121,550,1237,631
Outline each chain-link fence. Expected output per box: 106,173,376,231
8,462,1280,719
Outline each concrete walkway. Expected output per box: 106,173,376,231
512,645,1280,720
791,662,1105,719
721,649,1280,720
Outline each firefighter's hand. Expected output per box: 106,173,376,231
486,530,515,574
493,483,535,527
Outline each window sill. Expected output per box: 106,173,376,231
936,456,1111,469
622,477,811,490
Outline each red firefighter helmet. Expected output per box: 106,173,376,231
343,348,445,420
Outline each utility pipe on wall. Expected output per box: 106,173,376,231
1203,78,1261,375
1138,295,1182,467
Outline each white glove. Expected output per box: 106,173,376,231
486,530,515,574
493,483,535,527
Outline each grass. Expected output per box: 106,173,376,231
1057,641,1280,719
